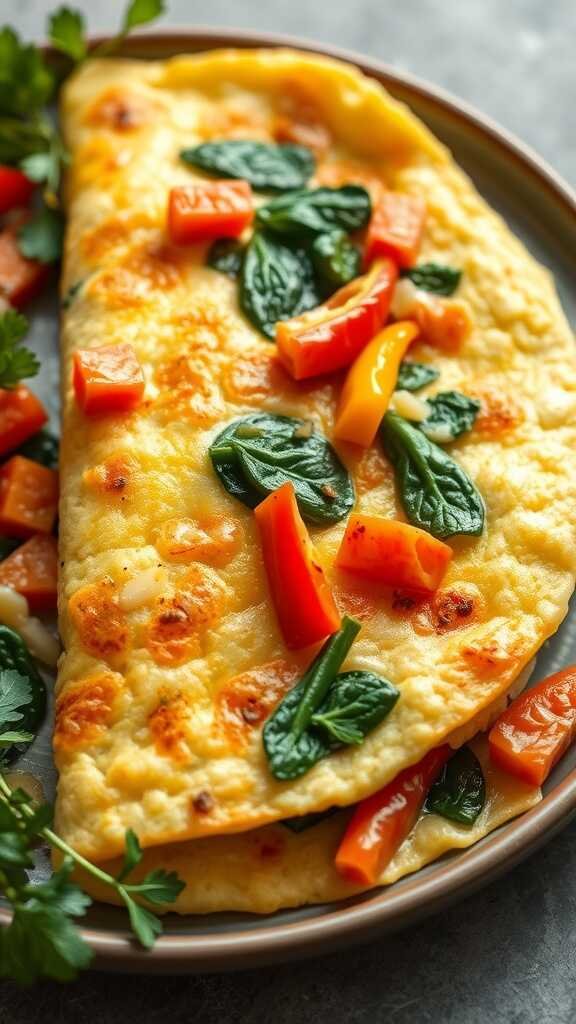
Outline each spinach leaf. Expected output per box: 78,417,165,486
257,186,371,239
210,412,354,525
240,231,321,339
404,262,462,296
311,230,361,296
180,140,315,193
396,361,440,393
282,808,338,833
0,628,46,763
426,746,486,825
207,238,244,279
263,617,360,781
16,428,59,469
420,391,480,442
380,411,485,538
311,671,399,745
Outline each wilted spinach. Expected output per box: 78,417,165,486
396,361,440,393
311,230,361,295
403,262,462,296
209,412,354,525
419,391,480,442
256,185,371,239
180,140,315,193
380,411,485,538
426,746,486,825
207,238,245,279
239,231,321,339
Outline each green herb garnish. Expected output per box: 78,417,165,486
18,207,64,264
311,230,361,296
404,262,462,296
380,411,485,538
0,312,40,389
257,185,371,239
210,412,354,525
240,231,321,339
181,140,315,193
207,238,245,279
396,361,440,393
0,630,47,764
419,391,481,442
426,746,486,825
48,7,87,62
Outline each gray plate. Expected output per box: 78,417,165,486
3,28,576,973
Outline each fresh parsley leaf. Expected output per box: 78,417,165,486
124,898,163,950
123,0,166,31
0,901,92,984
403,262,462,297
0,670,32,727
0,730,33,746
0,831,33,868
27,858,92,916
0,312,40,389
0,117,51,165
18,206,64,264
116,827,143,882
48,7,87,62
125,868,186,906
0,28,54,117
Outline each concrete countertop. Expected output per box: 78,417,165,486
3,1,576,1020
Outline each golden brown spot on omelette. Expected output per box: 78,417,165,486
83,454,136,497
412,587,483,636
316,158,384,200
146,564,224,666
461,637,525,675
470,387,523,436
90,241,183,309
155,516,242,567
148,692,190,762
333,585,378,623
192,790,215,814
85,88,156,132
215,660,300,749
54,673,122,752
81,212,155,264
274,81,331,156
199,106,270,141
153,354,224,426
68,137,132,194
222,350,300,404
68,578,129,661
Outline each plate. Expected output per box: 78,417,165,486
2,28,576,974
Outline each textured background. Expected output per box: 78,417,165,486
4,1,576,1021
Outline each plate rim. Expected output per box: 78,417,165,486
5,25,576,972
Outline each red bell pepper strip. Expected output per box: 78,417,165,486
168,181,254,244
0,533,58,611
0,386,48,457
0,455,58,539
254,481,341,650
276,259,398,381
0,221,50,308
73,342,145,415
335,745,450,885
336,514,453,593
364,192,426,269
0,166,35,215
489,666,576,786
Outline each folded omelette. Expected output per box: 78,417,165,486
56,48,576,908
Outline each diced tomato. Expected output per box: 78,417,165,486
0,533,58,611
364,192,426,269
0,455,59,539
0,166,35,215
0,221,50,308
414,294,472,353
73,343,145,415
335,745,450,885
167,181,254,244
489,666,576,786
336,514,452,593
276,259,398,381
0,386,48,457
254,481,341,649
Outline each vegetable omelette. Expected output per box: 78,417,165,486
53,48,576,906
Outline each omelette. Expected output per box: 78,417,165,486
55,48,576,909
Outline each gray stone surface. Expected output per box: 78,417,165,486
3,1,576,1020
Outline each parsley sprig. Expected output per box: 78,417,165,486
0,775,186,982
0,312,40,389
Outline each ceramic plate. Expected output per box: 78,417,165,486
2,28,576,973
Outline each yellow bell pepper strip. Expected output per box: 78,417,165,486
276,259,398,381
254,481,341,649
333,320,419,446
336,513,453,593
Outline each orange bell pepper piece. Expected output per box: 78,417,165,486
0,385,48,457
414,294,472,353
168,181,254,244
0,533,58,611
364,191,426,269
336,514,452,593
334,320,419,446
335,745,450,885
0,455,58,539
276,259,398,381
0,166,35,215
254,481,341,650
73,342,145,415
489,666,576,786
0,221,50,308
